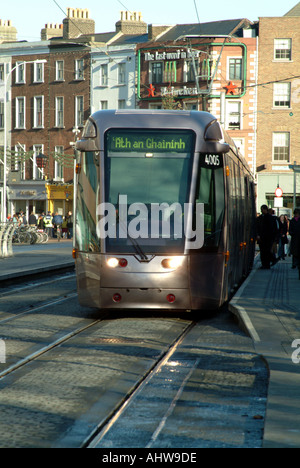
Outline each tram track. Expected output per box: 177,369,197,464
0,274,268,448
82,320,197,448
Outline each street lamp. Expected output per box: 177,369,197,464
1,59,47,222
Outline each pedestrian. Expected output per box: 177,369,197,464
43,211,53,238
278,214,288,260
52,212,63,241
29,212,37,227
289,208,300,269
66,210,73,239
256,204,279,269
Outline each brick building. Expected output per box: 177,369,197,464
136,19,258,172
0,9,92,218
256,3,300,215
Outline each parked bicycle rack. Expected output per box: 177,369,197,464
0,223,15,259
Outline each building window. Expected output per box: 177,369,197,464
118,100,126,109
229,58,243,80
15,62,25,84
274,39,291,60
15,97,25,129
33,144,44,180
33,96,44,128
150,62,163,84
54,146,64,181
0,63,4,82
55,97,64,127
55,61,64,81
273,133,290,162
226,101,241,130
273,82,291,108
14,144,26,178
100,100,108,110
75,96,84,127
75,59,84,80
100,64,108,86
34,61,44,83
0,101,4,129
118,63,126,85
184,60,198,82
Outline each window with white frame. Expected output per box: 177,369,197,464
54,146,64,181
75,59,84,80
184,60,196,82
100,100,108,110
15,62,25,84
150,62,163,84
75,96,84,127
15,97,25,128
55,97,64,127
273,82,291,108
34,62,44,83
33,96,44,128
228,58,243,80
274,39,292,61
33,144,44,180
100,64,108,86
55,60,64,81
118,100,126,109
118,63,126,85
14,144,26,178
273,132,290,162
226,100,241,130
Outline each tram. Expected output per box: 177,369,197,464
73,110,256,311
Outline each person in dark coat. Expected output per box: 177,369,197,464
256,204,279,269
289,208,300,270
278,214,288,260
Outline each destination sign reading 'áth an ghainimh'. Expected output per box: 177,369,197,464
107,131,194,154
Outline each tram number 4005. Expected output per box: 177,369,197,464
204,154,221,167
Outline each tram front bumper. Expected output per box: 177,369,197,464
98,287,191,310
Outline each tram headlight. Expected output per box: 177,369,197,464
161,257,183,269
107,258,128,268
107,258,119,268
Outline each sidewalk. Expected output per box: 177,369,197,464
0,239,74,281
229,255,300,448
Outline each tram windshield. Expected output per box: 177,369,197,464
75,129,225,254
104,129,194,254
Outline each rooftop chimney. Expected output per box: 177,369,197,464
0,19,17,43
41,23,63,40
63,8,95,39
115,11,147,35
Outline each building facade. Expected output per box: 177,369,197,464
136,20,258,172
256,4,300,215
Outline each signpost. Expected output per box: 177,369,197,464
274,186,283,215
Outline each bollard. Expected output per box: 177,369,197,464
0,223,15,258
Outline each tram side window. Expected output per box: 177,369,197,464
195,166,225,247
76,151,100,252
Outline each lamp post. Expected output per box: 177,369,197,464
1,59,47,222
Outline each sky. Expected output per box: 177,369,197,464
1,0,299,42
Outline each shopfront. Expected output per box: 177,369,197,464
46,183,73,216
8,181,48,219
